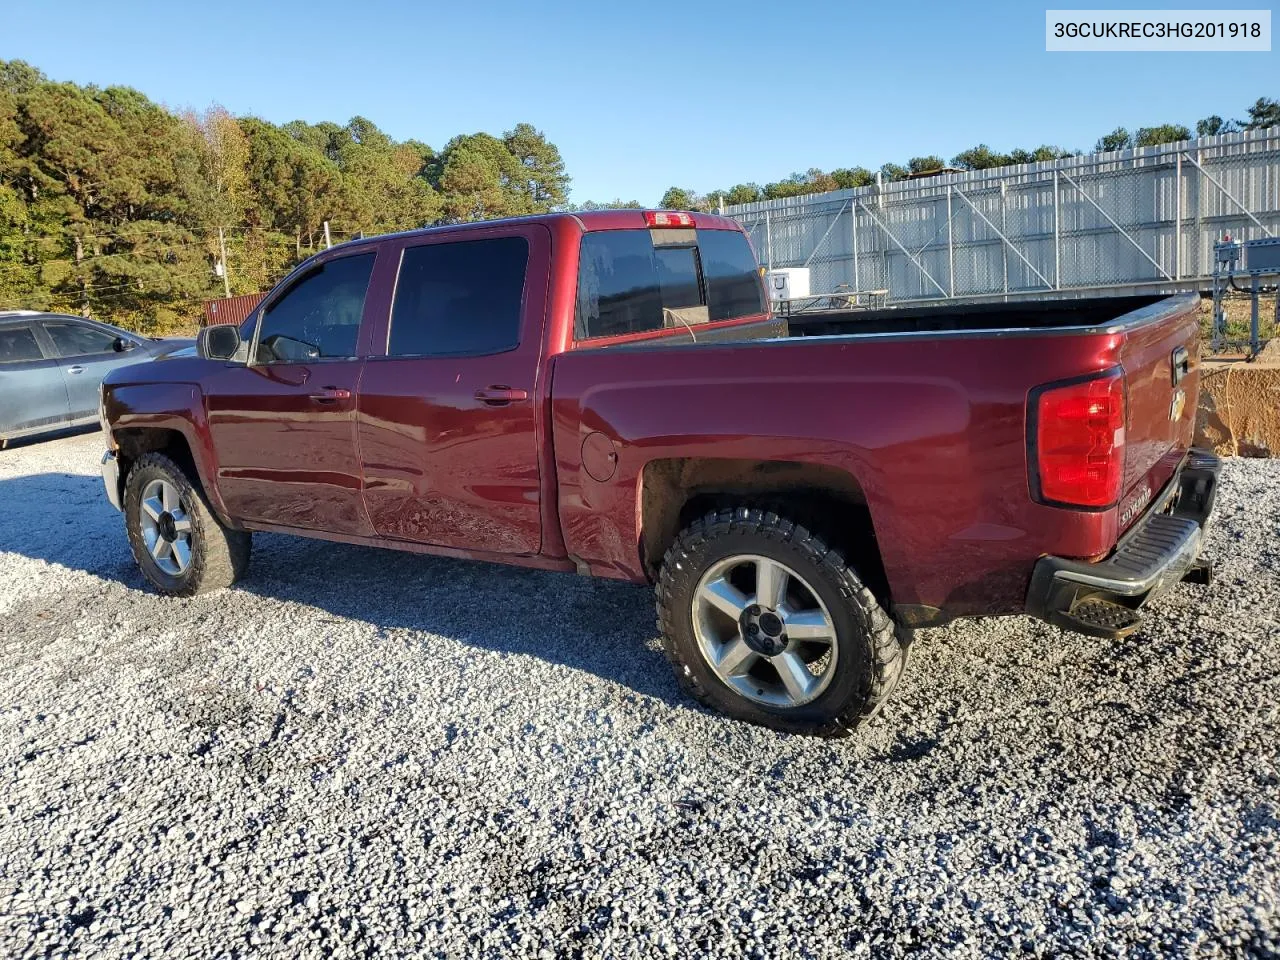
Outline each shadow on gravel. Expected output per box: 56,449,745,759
237,535,682,707
0,472,130,575
0,470,682,707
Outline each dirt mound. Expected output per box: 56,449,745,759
1196,360,1280,457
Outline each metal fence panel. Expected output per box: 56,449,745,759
726,127,1280,304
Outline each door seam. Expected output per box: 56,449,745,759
352,358,379,536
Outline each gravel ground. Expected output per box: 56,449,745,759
1,430,1278,959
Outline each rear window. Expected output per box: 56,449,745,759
575,228,764,340
699,230,768,322
389,237,529,357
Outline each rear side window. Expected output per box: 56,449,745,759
389,237,529,357
0,325,43,363
575,228,764,340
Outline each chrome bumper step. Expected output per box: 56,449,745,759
1026,448,1221,639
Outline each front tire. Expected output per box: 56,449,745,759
124,452,250,596
656,507,907,736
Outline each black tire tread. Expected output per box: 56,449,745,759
655,506,907,737
124,452,250,597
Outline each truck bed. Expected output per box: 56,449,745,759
555,292,1201,622
786,294,1174,338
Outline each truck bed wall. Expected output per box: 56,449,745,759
551,329,1132,619
788,294,1169,338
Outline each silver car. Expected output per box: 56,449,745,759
0,311,193,449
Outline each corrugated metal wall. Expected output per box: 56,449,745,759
202,292,265,327
726,127,1280,303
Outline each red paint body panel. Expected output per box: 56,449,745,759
551,332,1128,615
1117,307,1200,519
356,223,552,553
237,516,578,574
104,378,229,519
195,243,386,537
202,361,372,535
100,210,1205,625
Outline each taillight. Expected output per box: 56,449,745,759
1031,371,1126,508
644,211,695,227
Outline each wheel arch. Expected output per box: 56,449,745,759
116,427,197,481
113,424,232,525
639,457,891,609
104,382,231,523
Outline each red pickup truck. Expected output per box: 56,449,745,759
98,210,1219,735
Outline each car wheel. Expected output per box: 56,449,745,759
656,507,908,736
123,452,250,596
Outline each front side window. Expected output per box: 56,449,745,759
0,325,43,363
43,321,119,357
255,253,375,363
388,237,529,358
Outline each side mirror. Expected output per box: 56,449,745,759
198,324,242,361
112,336,134,353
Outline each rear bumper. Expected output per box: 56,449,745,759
101,451,122,512
1026,449,1221,637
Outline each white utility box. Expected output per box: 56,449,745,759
765,268,810,303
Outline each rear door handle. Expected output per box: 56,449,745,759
309,387,351,403
66,365,84,375
475,386,529,405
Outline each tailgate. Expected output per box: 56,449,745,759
1117,295,1200,530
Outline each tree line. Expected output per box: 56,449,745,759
2,57,1276,332
660,96,1280,212
0,60,570,332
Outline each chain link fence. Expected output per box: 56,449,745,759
728,127,1280,306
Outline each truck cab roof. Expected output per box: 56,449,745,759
327,209,745,255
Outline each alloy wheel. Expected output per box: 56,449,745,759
692,554,839,708
138,478,194,577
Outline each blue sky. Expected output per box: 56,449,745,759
3,0,1276,205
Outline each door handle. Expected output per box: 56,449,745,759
475,386,529,405
309,387,351,403
66,365,84,375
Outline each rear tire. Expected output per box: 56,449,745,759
124,452,250,596
656,507,907,736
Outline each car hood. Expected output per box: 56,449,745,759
146,338,196,359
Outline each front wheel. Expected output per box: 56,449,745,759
656,507,907,736
124,452,251,596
